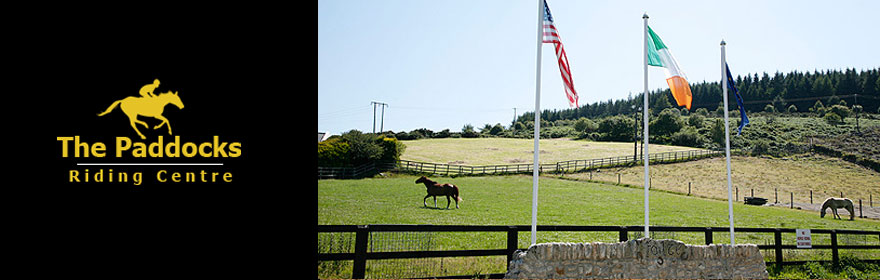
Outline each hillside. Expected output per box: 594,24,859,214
570,154,879,218
814,125,880,161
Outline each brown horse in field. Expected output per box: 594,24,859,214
415,176,462,209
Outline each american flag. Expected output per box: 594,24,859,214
543,0,578,107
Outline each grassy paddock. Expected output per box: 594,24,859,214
318,175,880,278
400,138,700,165
566,154,880,208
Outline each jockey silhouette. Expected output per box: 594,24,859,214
139,79,160,98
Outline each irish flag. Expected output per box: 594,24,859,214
646,25,692,110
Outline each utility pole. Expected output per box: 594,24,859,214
854,93,860,133
371,101,388,133
512,108,519,131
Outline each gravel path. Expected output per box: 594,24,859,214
761,201,880,220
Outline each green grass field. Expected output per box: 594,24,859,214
318,175,880,278
319,175,878,231
400,138,700,165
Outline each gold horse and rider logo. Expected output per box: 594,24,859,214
98,79,184,139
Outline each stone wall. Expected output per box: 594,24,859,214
505,238,768,279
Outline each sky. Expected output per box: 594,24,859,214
318,0,880,135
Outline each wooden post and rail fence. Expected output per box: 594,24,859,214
318,224,880,279
318,149,724,179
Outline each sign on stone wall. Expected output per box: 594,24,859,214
505,238,768,279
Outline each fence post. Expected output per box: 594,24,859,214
790,192,793,209
507,226,518,265
688,182,691,196
352,225,370,279
705,228,713,245
810,190,813,204
775,188,778,204
619,226,628,242
859,199,863,218
773,229,783,267
618,173,621,185
830,230,839,268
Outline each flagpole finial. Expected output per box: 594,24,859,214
642,13,649,19
721,39,726,46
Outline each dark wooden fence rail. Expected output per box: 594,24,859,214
317,224,880,279
317,162,398,179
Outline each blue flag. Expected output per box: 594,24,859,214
726,63,749,135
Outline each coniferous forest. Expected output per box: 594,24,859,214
518,68,880,122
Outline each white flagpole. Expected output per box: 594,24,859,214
531,0,544,246
721,39,736,245
642,13,651,238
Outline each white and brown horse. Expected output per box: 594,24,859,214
415,176,462,209
820,197,855,220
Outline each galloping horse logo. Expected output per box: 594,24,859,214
98,79,184,139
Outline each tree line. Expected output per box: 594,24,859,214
518,67,880,123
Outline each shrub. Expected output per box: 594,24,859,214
714,105,726,117
824,111,842,125
434,129,451,138
480,124,493,134
598,115,636,141
461,124,480,138
377,137,406,162
687,114,705,128
750,139,771,156
670,126,704,147
489,123,505,136
710,119,726,147
342,130,384,165
411,128,434,138
810,100,824,113
318,131,407,167
573,117,598,133
394,131,417,140
650,108,684,137
828,104,851,119
317,138,350,167
545,126,575,138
